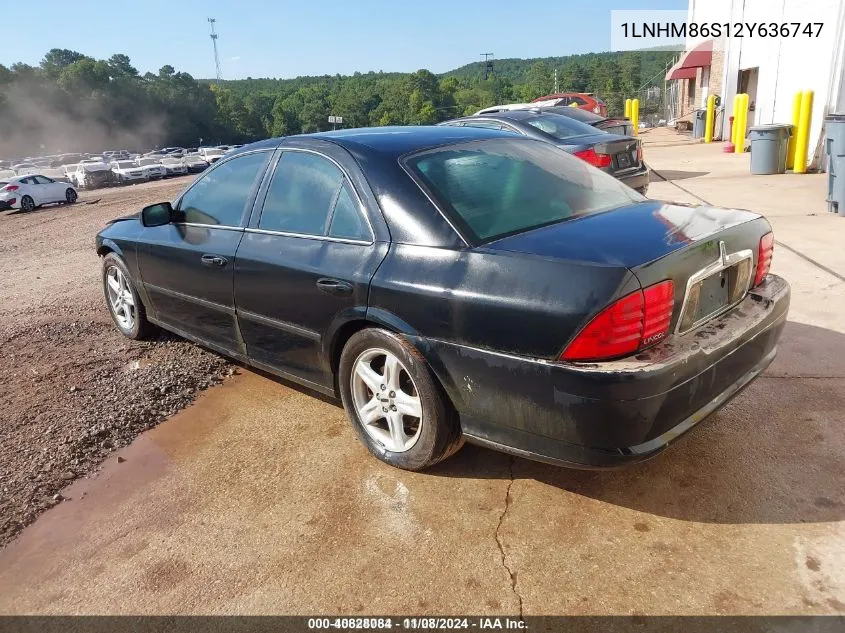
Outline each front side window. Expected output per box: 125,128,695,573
175,151,269,226
34,175,54,184
406,138,643,243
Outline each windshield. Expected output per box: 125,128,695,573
137,158,158,166
406,138,643,243
543,107,606,124
115,161,135,168
204,149,223,156
523,113,601,140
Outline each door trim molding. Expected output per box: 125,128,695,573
144,282,235,315
237,308,321,341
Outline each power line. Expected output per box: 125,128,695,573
208,18,222,82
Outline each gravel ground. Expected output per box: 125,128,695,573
0,177,232,547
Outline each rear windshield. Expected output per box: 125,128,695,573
523,113,600,140
406,138,643,243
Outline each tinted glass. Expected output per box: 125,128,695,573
328,182,368,241
176,151,269,226
407,139,643,243
34,176,53,184
523,113,599,139
259,152,343,236
462,120,502,130
543,106,605,124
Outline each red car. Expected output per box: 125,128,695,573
531,93,607,117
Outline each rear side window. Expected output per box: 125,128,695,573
259,151,370,241
328,183,368,241
462,120,502,130
406,138,642,243
175,151,269,226
259,152,343,235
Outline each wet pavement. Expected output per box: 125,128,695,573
1,132,844,615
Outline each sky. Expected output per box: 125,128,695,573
1,0,687,80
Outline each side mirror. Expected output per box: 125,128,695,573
141,202,173,227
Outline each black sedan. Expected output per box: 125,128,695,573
441,110,649,194
96,126,789,471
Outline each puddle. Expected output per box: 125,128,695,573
123,358,153,372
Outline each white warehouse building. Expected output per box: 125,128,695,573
668,0,845,169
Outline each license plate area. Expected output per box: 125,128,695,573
615,152,633,169
677,247,754,334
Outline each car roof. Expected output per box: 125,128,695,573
231,126,515,160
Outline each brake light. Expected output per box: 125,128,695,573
561,280,675,362
3,185,19,191
754,232,774,287
574,148,612,168
637,144,643,162
592,106,601,114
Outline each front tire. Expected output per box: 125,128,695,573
102,253,154,340
65,188,77,204
339,328,463,471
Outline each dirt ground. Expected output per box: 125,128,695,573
0,178,232,547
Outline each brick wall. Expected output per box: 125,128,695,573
709,50,725,100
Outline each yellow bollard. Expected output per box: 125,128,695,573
704,94,716,143
793,90,814,174
631,98,640,136
787,91,802,169
625,98,632,119
735,94,749,154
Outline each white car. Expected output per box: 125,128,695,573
198,147,225,163
0,174,78,212
135,157,166,179
12,163,39,176
72,162,113,189
182,154,209,173
110,160,149,184
159,157,188,176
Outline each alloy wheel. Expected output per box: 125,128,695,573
350,348,423,453
105,266,136,331
66,189,77,203
21,196,34,212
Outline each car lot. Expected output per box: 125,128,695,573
0,130,844,614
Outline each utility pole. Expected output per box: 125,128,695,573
208,18,222,82
481,53,494,80
554,68,559,93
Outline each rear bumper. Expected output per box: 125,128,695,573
414,274,790,469
616,166,650,192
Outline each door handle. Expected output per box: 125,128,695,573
201,254,228,267
316,278,353,296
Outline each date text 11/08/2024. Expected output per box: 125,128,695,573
307,617,526,629
621,21,824,39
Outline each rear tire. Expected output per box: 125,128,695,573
102,253,155,340
20,195,34,212
339,328,463,471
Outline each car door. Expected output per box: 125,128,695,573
234,146,387,391
136,149,272,356
32,175,64,202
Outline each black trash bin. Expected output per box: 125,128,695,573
748,124,792,175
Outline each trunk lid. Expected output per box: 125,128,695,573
559,133,643,175
485,201,772,334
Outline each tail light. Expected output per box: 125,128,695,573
592,106,601,114
637,144,643,162
3,185,19,191
561,280,675,362
574,148,612,168
754,232,774,286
